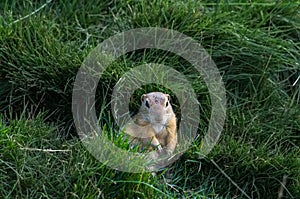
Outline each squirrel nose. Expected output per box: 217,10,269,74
151,115,163,123
155,118,162,122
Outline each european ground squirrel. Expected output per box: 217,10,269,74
125,92,177,155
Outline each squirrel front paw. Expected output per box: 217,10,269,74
157,145,163,152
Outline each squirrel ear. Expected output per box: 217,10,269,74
165,94,170,101
141,94,147,102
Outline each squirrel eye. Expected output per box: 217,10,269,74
166,101,169,107
145,100,150,108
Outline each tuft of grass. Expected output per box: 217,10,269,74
0,113,217,198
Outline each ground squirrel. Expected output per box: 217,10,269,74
125,92,177,155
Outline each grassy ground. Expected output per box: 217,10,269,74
1,0,300,198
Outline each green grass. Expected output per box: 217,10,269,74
0,0,300,198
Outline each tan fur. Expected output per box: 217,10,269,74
125,92,177,154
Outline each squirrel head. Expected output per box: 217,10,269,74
140,92,174,133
